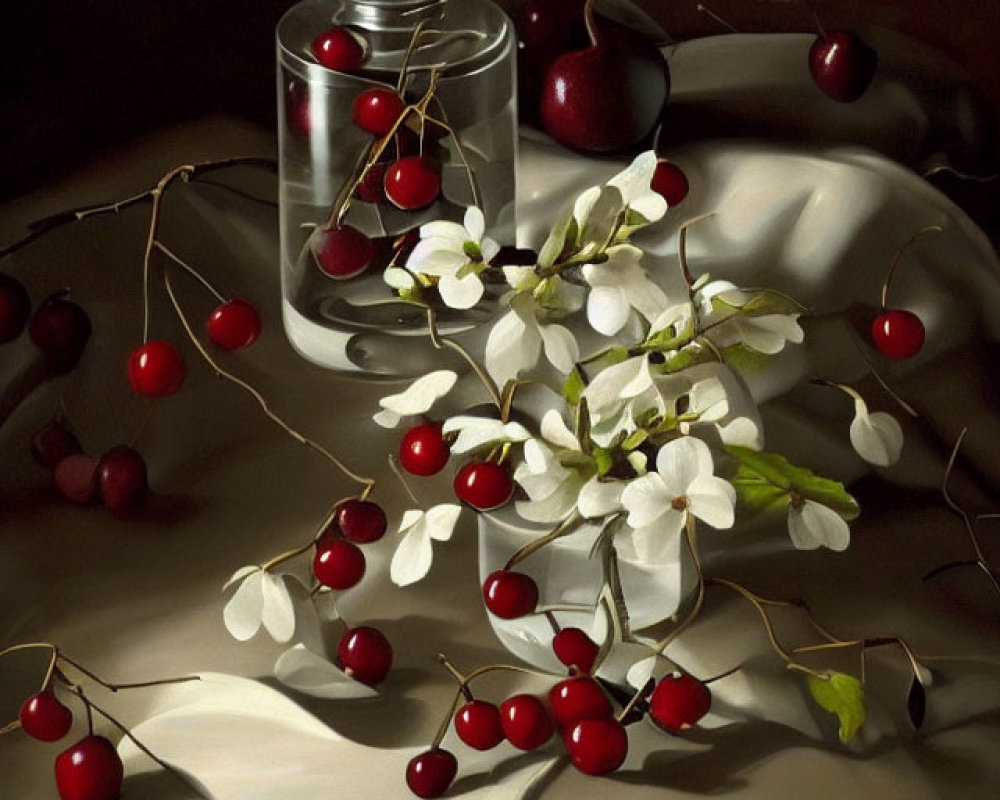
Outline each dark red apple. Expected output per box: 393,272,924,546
809,31,877,103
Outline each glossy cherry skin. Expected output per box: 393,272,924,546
337,626,392,686
53,454,99,504
651,159,689,207
207,299,261,350
19,690,73,742
55,735,124,800
455,699,505,750
482,570,538,619
384,157,440,210
32,420,83,469
809,31,877,103
335,498,388,543
311,27,366,73
648,671,711,733
97,446,148,512
127,340,186,397
548,676,613,730
0,273,31,343
871,309,924,359
313,537,366,590
499,693,554,750
352,88,405,137
454,462,513,510
565,717,628,775
28,295,92,372
399,422,450,476
552,627,599,674
312,226,375,280
406,748,458,798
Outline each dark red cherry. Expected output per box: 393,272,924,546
871,309,924,360
809,31,877,103
313,537,366,590
454,462,513,510
97,446,148,512
285,79,311,138
127,340,186,397
405,748,458,798
28,294,91,372
482,570,538,619
499,693,554,750
354,163,387,204
311,26,367,73
311,225,375,280
53,454,99,504
384,157,440,211
31,420,83,470
207,299,261,350
352,88,405,138
0,273,31,343
399,422,450,476
54,735,124,800
337,626,392,686
651,159,689,206
648,671,711,733
514,0,589,122
548,676,613,730
564,717,628,775
455,699,505,751
19,690,73,742
333,498,387,543
552,627,599,674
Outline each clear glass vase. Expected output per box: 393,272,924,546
276,0,517,376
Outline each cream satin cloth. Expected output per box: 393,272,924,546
2,32,999,800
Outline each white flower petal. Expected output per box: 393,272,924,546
655,436,715,491
398,508,424,532
573,185,601,227
407,242,468,276
443,416,531,454
463,206,485,241
687,476,737,530
516,483,580,523
390,516,434,587
379,370,458,416
736,314,804,354
788,499,851,551
577,477,624,518
438,273,484,309
503,265,539,291
537,322,579,375
424,503,462,542
850,403,903,467
608,151,659,210
383,267,416,290
223,565,259,591
717,416,763,449
260,573,296,643
621,473,672,529
223,570,265,642
485,307,541,388
630,191,668,222
481,237,501,263
274,644,378,699
420,220,468,244
586,285,630,336
540,409,580,451
582,355,647,416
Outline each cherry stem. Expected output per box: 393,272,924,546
880,225,944,310
583,0,598,45
396,19,431,94
437,655,474,702
387,455,422,506
57,652,200,693
809,7,828,39
616,677,655,723
504,512,583,570
653,516,705,654
154,241,226,303
162,268,375,497
847,343,921,418
260,499,347,571
426,102,482,210
696,3,739,33
678,212,715,290
425,306,503,414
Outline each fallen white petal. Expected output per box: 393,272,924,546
379,370,458,416
223,570,265,642
850,405,904,467
788,499,850,551
424,503,462,542
372,409,402,428
260,573,297,643
390,515,433,587
275,645,378,699
223,565,259,592
443,416,531,454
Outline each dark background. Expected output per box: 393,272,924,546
2,0,999,204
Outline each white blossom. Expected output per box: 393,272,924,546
849,396,903,467
223,567,303,643
484,294,579,388
441,415,531,454
787,499,850,551
389,504,462,587
573,150,667,231
698,280,803,354
372,370,457,428
582,245,669,336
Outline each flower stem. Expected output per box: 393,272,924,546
425,305,503,413
504,512,583,570
154,241,226,303
881,225,943,309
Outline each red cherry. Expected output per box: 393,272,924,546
19,690,73,742
31,420,83,470
384,157,440,211
207,299,261,350
454,700,505,751
311,26,367,73
28,295,91,372
352,88,405,137
548,676,613,730
564,717,628,775
809,31,877,103
337,626,392,686
0,273,31,343
97,446,148,513
53,454,99,504
482,570,538,619
335,498,388,543
648,671,711,733
405,748,458,798
454,462,513,511
650,159,689,207
285,79,311,138
552,627,599,674
54,735,123,800
399,422,450,476
499,693,554,750
355,163,387,204
313,537,366,590
127,340,186,397
311,226,375,280
871,309,925,360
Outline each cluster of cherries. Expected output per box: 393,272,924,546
406,626,713,798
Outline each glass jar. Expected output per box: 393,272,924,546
276,0,517,376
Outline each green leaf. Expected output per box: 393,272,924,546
740,289,805,317
593,448,615,476
532,276,560,309
645,316,695,352
726,447,859,520
621,429,648,452
538,212,575,270
562,368,586,406
557,450,595,471
807,671,866,744
720,343,772,374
